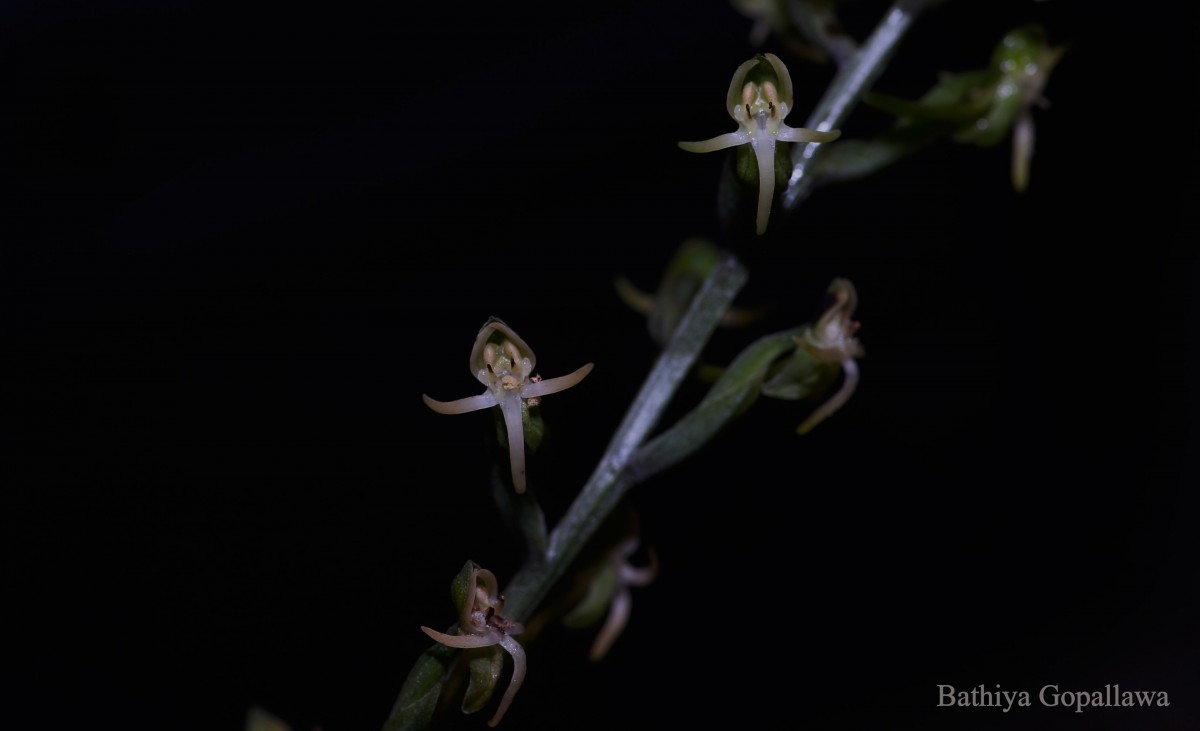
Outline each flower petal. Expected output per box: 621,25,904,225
420,626,501,649
1011,110,1034,193
777,125,841,144
678,131,750,154
499,394,527,493
487,634,527,727
519,363,594,399
797,357,860,435
422,391,498,415
750,132,777,235
588,587,631,662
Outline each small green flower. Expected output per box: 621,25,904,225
794,278,863,434
861,25,1065,193
423,318,593,493
562,535,658,662
967,25,1065,192
614,238,768,347
679,53,840,235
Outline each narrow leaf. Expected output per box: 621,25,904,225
382,642,458,731
628,327,803,482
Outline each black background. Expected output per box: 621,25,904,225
5,1,1196,730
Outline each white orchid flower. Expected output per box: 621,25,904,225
679,53,840,235
422,318,593,493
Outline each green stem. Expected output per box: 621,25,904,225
502,254,749,620
782,0,928,210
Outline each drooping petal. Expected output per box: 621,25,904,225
420,625,501,649
678,131,750,154
796,357,860,435
498,394,527,493
750,132,777,235
422,391,498,415
487,634,527,727
519,363,594,399
1011,110,1034,193
588,587,631,662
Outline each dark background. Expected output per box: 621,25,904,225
5,1,1196,730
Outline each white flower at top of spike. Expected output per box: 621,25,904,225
422,318,593,494
679,53,841,235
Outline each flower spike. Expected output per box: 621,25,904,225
679,53,840,235
422,318,593,493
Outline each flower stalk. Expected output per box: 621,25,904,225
501,254,748,621
783,0,929,210
380,3,1008,728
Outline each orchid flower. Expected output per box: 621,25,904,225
614,237,769,348
979,25,1066,193
422,318,593,493
861,25,1065,193
421,564,526,727
566,532,662,662
795,278,864,434
679,53,840,235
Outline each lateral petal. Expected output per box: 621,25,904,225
678,131,750,154
777,125,841,143
519,363,594,399
420,626,501,649
422,391,498,415
488,634,527,727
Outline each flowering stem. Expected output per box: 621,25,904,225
386,8,943,727
501,254,749,621
782,0,928,210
